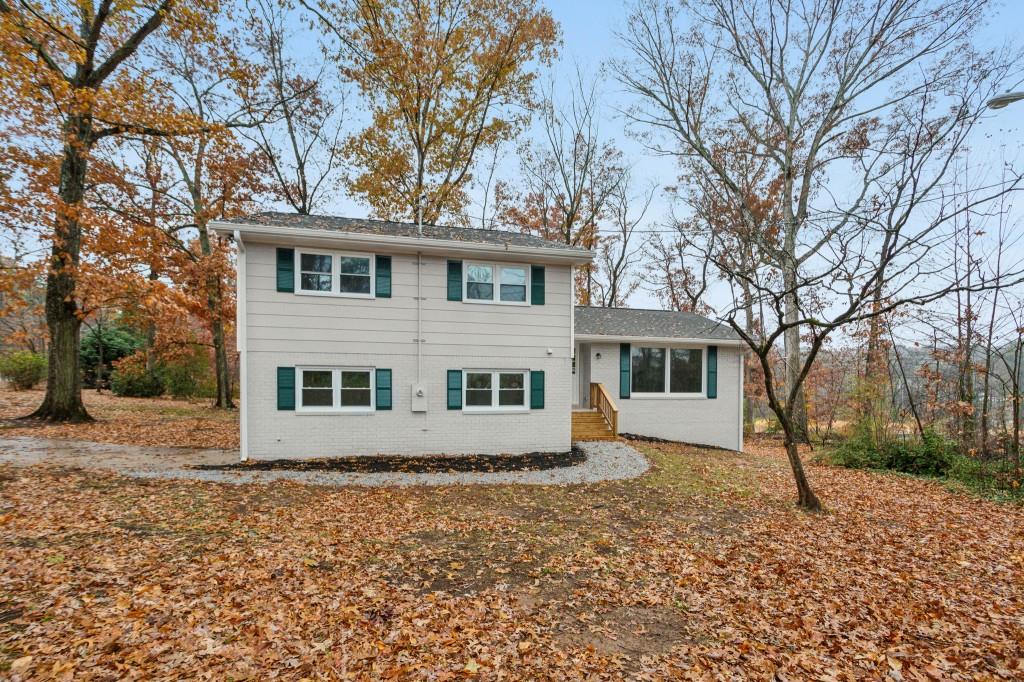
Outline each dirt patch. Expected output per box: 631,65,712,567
557,605,692,658
389,528,554,596
193,448,586,474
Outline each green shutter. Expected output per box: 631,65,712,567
375,368,392,410
276,248,294,292
707,346,718,399
447,370,462,409
530,265,545,305
277,366,295,410
375,255,392,298
530,370,545,409
619,343,631,399
447,260,463,301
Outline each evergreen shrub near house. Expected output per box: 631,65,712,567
110,353,164,397
0,350,47,390
80,324,144,388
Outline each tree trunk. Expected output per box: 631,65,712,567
28,114,93,422
783,278,809,441
756,348,822,511
210,311,233,409
860,285,888,444
197,222,234,409
742,293,756,436
784,436,822,511
144,267,159,372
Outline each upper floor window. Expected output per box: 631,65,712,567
297,250,374,297
338,256,371,294
300,253,332,292
631,346,704,396
465,262,529,304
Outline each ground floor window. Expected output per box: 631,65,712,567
463,370,528,410
631,346,704,396
298,367,374,411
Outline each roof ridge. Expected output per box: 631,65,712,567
256,211,533,238
576,305,703,314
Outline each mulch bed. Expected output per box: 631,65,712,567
622,433,739,452
191,447,586,474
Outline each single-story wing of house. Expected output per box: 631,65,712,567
209,213,745,461
572,306,744,450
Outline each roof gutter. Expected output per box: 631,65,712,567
209,220,596,265
575,333,748,347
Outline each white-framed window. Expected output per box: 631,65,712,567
463,370,529,411
464,262,529,304
631,346,704,396
296,249,374,297
297,367,374,411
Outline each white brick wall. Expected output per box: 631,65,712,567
246,351,571,458
586,342,744,450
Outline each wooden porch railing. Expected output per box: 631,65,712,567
589,382,619,435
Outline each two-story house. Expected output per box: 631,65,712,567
211,213,745,461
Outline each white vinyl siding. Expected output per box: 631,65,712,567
246,246,571,354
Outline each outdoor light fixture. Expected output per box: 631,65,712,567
986,91,1024,109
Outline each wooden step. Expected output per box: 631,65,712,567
571,410,615,442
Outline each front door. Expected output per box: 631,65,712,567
577,343,591,408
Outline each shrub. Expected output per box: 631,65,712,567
80,324,144,388
0,351,47,390
158,348,212,399
886,429,956,477
829,430,888,470
110,353,164,398
829,428,956,477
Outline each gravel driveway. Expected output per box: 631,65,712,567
0,436,649,486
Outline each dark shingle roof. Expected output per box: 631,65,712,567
575,306,741,341
221,212,586,252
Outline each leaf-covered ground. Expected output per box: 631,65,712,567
2,437,1023,680
0,388,238,449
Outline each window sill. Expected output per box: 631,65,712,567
295,410,376,415
294,290,375,299
462,298,530,306
462,408,531,414
630,393,706,400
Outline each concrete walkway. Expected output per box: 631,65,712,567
0,436,649,487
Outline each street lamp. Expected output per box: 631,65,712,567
987,91,1024,109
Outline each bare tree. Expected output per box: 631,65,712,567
497,71,627,300
244,0,346,215
591,176,651,307
616,0,1023,510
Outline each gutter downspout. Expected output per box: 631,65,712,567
738,350,745,452
416,192,424,385
233,229,248,462
417,251,422,384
